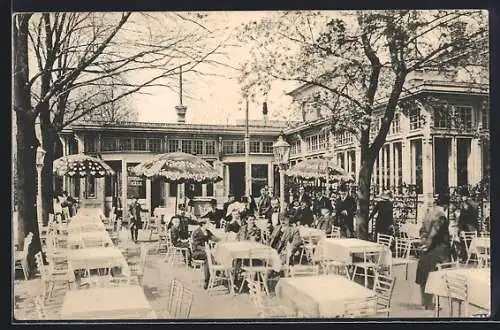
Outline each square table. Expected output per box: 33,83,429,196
68,221,105,233
425,267,490,314
60,285,156,319
299,226,326,242
67,246,129,273
67,230,113,249
313,238,391,266
213,241,282,272
275,275,376,317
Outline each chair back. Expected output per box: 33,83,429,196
165,230,175,249
394,237,412,259
289,264,320,277
328,225,341,239
436,261,461,271
444,273,469,316
343,296,378,318
247,279,265,312
460,231,477,252
374,273,396,310
167,278,184,317
177,286,194,318
260,228,270,245
34,251,47,280
377,233,394,248
476,246,490,268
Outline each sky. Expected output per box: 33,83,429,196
128,11,298,125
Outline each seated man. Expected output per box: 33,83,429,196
200,199,225,228
237,215,261,242
314,206,334,235
225,208,242,234
170,217,191,264
191,219,220,290
269,214,302,265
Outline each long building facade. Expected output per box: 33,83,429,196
59,76,489,223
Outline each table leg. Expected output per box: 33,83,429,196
435,296,440,318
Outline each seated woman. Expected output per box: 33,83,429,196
225,208,242,234
170,217,191,265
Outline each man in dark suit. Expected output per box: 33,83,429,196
294,201,314,227
296,186,311,207
222,194,236,221
200,199,225,228
335,185,357,238
191,219,220,289
313,206,334,235
257,187,272,218
370,190,394,238
315,190,333,216
269,214,303,264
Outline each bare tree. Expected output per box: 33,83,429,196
239,10,488,239
25,12,229,228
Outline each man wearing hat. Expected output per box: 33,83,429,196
335,184,357,238
222,193,236,222
269,214,302,264
370,190,394,238
200,199,225,228
191,218,220,290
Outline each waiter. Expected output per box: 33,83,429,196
335,185,356,238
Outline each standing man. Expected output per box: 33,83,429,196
257,187,272,218
294,200,314,227
296,186,311,207
128,196,145,243
370,190,394,238
335,185,357,238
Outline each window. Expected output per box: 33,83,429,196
185,182,202,198
391,113,401,134
411,139,423,194
222,140,233,154
409,107,422,130
384,145,390,189
148,139,162,153
349,150,356,175
102,137,116,151
290,140,301,155
85,177,96,198
168,140,179,153
169,183,178,197
84,135,96,153
457,138,471,187
127,163,146,199
250,141,261,153
434,105,451,128
481,105,489,129
205,140,216,155
318,132,327,150
337,132,354,145
194,140,203,155
235,140,245,154
262,141,274,153
251,164,268,197
181,140,192,154
455,106,473,130
69,176,80,198
118,138,132,151
337,152,345,170
134,138,147,151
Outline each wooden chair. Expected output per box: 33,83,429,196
247,279,295,318
298,236,315,265
326,225,341,239
391,237,413,279
205,243,234,295
460,231,478,264
165,230,190,268
377,233,394,249
15,232,33,280
476,246,490,268
239,248,272,295
129,243,148,285
34,251,73,299
343,296,378,318
164,278,183,318
374,273,396,317
289,264,320,277
443,273,469,317
351,248,383,288
176,286,194,319
189,238,205,285
260,228,270,245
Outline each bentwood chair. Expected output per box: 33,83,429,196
374,272,396,317
460,231,478,265
443,273,469,317
205,243,234,295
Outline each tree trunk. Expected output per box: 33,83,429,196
356,160,374,241
40,110,57,226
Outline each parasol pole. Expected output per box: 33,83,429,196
175,183,178,216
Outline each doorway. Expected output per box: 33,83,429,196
151,179,163,214
229,162,245,201
434,138,450,195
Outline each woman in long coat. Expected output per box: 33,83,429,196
415,193,451,310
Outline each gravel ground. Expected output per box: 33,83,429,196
13,228,487,321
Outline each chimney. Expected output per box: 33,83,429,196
175,105,187,124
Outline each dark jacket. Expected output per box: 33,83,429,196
191,227,218,253
257,195,272,217
295,193,311,207
237,224,261,242
225,220,241,234
293,206,314,227
335,196,357,236
129,201,144,225
315,196,333,215
170,225,187,247
371,200,394,236
269,224,302,255
457,199,478,232
201,208,225,228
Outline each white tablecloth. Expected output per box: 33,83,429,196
68,221,105,233
208,228,236,241
77,208,105,219
67,246,128,273
425,267,490,311
313,238,392,266
469,237,490,254
67,230,113,249
276,275,375,317
213,241,282,272
60,285,156,319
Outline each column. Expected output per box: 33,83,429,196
389,143,395,190
401,140,411,186
121,159,128,222
202,184,207,197
422,137,434,209
267,162,274,191
146,179,151,214
449,138,457,188
75,133,84,154
224,164,230,197
469,138,481,185
394,143,400,189
97,133,102,153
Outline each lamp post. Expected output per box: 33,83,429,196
273,132,290,210
36,146,46,227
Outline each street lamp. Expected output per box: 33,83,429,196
273,131,290,211
36,146,46,226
